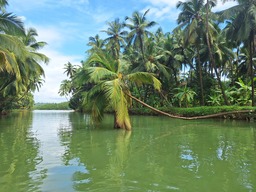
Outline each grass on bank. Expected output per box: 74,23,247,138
130,105,256,117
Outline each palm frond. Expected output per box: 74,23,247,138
87,51,117,72
0,12,25,36
85,67,117,83
126,72,161,91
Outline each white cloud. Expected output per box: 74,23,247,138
33,26,65,49
27,25,83,103
143,0,238,22
18,16,26,22
9,0,89,10
213,0,238,12
33,48,82,103
144,0,179,7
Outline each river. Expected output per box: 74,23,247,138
0,110,255,192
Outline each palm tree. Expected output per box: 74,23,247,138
176,0,206,105
124,9,157,60
63,62,78,78
59,79,72,98
204,0,231,106
101,18,127,60
0,1,26,75
19,27,49,92
0,12,26,76
74,50,161,130
87,34,105,54
174,85,197,107
218,0,256,106
0,27,48,112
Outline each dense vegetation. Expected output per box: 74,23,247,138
59,0,256,130
0,1,48,114
33,102,70,110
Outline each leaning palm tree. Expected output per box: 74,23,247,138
74,50,161,131
0,12,26,76
0,27,48,112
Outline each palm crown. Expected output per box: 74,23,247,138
75,50,161,130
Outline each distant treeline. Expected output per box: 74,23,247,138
33,102,70,110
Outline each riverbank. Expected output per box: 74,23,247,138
11,102,256,121
130,106,256,121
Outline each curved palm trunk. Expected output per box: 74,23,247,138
128,94,252,120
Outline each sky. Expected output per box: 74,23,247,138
7,0,237,103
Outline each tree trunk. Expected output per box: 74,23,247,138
114,111,121,129
250,31,255,106
114,111,131,131
197,46,205,106
205,0,230,106
127,94,252,120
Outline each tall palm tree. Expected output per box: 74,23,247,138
63,62,77,78
218,0,256,106
176,0,206,105
205,0,231,106
101,18,127,60
74,50,161,131
19,27,48,91
87,34,105,54
124,9,157,60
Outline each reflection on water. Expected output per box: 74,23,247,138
0,111,255,191
0,111,44,192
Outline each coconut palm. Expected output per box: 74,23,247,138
63,62,78,78
74,50,161,130
176,0,206,105
18,27,48,92
0,27,48,112
124,9,157,60
218,0,256,106
204,0,231,106
59,79,72,98
87,34,105,54
0,12,26,76
174,85,197,107
101,18,127,59
0,0,26,75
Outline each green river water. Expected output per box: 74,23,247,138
0,110,255,192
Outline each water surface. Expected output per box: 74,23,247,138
0,110,255,192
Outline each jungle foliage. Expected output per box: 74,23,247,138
0,1,48,114
59,0,256,129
